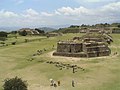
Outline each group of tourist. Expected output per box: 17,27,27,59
50,79,75,87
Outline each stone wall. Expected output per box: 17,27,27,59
83,38,103,42
53,52,87,57
57,43,71,52
57,42,82,53
83,42,111,57
53,33,111,58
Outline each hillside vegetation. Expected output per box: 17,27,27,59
52,23,120,34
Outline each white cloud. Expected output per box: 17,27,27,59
56,6,92,16
26,8,39,16
0,2,120,27
0,10,18,18
41,12,53,16
55,10,61,15
57,7,74,15
22,8,39,18
101,2,120,12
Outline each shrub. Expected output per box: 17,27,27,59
11,42,16,45
0,31,8,37
0,42,5,45
3,76,28,90
18,30,27,36
25,39,28,43
0,37,7,41
35,28,45,33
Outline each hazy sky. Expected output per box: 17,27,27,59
0,0,120,27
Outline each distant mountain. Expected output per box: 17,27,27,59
47,24,70,29
37,27,57,32
0,24,70,32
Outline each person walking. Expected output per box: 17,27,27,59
72,79,75,87
50,79,54,86
57,80,60,86
53,81,57,87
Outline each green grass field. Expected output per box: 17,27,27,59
0,33,120,90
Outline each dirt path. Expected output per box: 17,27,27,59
43,50,119,61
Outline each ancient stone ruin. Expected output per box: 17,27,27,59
46,32,62,37
53,33,112,58
18,28,40,35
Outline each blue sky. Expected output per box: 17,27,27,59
0,0,120,27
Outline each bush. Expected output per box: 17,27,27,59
11,42,16,45
3,76,28,90
35,28,45,33
25,39,28,43
0,42,5,45
0,31,8,37
18,30,27,36
118,24,120,28
0,37,7,41
10,31,18,34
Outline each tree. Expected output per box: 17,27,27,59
81,24,87,27
11,42,16,45
0,31,8,41
118,24,120,28
0,42,5,46
35,28,45,33
18,30,27,36
69,25,80,28
0,31,8,37
10,31,18,34
3,76,28,90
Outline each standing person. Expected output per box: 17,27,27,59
73,67,75,73
53,81,57,87
72,79,75,87
50,79,54,86
57,80,60,86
